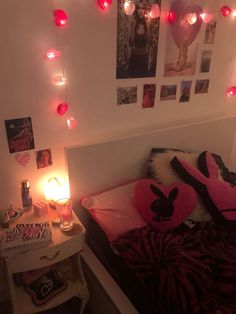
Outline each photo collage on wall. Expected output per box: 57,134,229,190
116,0,215,108
161,0,215,103
116,0,161,108
4,117,53,169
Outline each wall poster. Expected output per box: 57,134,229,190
5,117,35,154
116,0,161,79
164,0,204,77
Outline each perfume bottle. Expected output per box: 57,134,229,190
21,180,32,211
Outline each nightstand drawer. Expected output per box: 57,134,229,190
7,235,83,273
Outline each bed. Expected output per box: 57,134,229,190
65,116,236,314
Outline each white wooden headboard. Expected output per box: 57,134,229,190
66,116,236,207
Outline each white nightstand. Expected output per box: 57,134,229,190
0,209,89,314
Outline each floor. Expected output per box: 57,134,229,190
0,297,91,314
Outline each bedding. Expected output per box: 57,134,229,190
80,147,236,314
81,180,147,241
112,221,236,314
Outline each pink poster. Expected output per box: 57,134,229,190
164,0,204,77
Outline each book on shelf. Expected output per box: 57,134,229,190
1,222,52,257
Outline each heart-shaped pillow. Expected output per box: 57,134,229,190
133,179,197,232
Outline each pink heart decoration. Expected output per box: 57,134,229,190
170,0,202,48
133,179,196,232
15,152,31,167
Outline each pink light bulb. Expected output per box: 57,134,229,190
167,10,176,23
46,49,61,60
200,13,213,23
220,5,231,17
67,117,77,129
97,0,112,10
53,9,69,27
57,103,69,115
226,86,236,96
150,4,160,19
52,74,66,86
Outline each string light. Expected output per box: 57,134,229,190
97,0,112,10
124,0,135,16
226,86,236,96
220,5,231,17
150,4,160,19
167,10,177,23
53,9,69,27
46,48,61,60
200,13,213,24
186,12,198,25
67,117,77,129
52,74,66,86
57,103,69,115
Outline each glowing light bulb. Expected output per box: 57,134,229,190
124,0,135,15
53,75,66,86
53,9,69,27
46,49,61,60
67,117,77,129
186,12,197,25
57,103,69,115
232,10,236,17
167,10,176,23
97,0,112,10
200,13,213,23
226,86,236,96
220,5,231,17
150,4,160,19
44,177,70,208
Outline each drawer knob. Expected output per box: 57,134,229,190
40,250,60,261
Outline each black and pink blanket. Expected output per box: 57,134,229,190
113,222,236,314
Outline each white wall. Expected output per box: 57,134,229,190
0,0,236,208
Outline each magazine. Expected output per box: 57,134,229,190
1,222,52,257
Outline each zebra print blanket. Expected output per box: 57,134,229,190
113,222,236,314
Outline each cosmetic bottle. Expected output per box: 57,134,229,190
21,180,32,211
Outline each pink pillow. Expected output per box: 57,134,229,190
171,151,236,227
133,179,197,232
82,180,147,241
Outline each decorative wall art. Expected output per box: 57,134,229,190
15,152,31,167
204,20,217,44
160,84,177,101
200,50,212,73
116,0,161,79
195,79,209,94
142,84,156,108
117,86,138,105
179,80,192,102
35,149,53,169
164,0,204,77
5,117,35,154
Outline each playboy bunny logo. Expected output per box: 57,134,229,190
134,179,196,232
171,151,236,227
150,184,178,222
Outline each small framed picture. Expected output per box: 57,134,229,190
142,84,156,108
117,86,137,105
195,80,209,94
35,149,52,169
179,81,192,103
160,85,177,101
